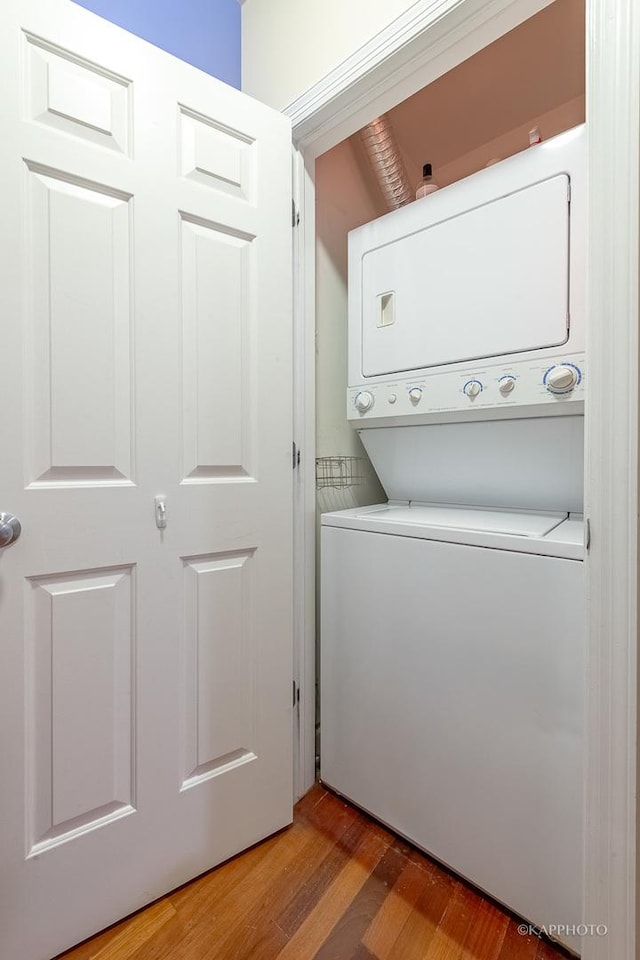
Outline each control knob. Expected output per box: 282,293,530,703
354,391,374,412
499,377,516,395
546,365,579,394
463,380,483,399
408,388,423,404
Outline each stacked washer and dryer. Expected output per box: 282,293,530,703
320,125,586,953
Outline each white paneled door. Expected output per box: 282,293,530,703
0,2,293,958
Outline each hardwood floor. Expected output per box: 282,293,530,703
56,784,571,960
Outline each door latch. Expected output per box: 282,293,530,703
154,496,167,530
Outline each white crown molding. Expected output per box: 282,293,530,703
286,0,554,156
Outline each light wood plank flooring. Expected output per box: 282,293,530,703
56,784,571,960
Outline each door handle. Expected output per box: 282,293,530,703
0,513,21,547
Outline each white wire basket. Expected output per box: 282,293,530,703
315,456,368,490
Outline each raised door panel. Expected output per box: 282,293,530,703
25,32,131,154
25,566,135,856
25,164,133,486
179,106,254,202
181,551,256,789
180,215,255,482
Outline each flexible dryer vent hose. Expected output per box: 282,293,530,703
360,114,413,210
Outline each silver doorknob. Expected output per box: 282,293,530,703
0,513,21,547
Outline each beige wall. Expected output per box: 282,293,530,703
382,0,584,188
420,96,585,188
241,0,416,110
315,138,386,511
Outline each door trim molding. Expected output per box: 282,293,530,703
583,1,639,956
291,147,317,797
288,0,639,955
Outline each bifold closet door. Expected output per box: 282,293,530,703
0,2,293,958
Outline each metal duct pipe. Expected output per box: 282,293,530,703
360,114,413,210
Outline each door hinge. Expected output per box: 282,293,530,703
292,200,300,227
292,441,301,469
293,680,300,707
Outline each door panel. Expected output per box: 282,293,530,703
179,106,254,201
25,32,132,154
26,166,134,484
26,566,135,855
181,550,256,787
0,3,293,958
180,215,254,479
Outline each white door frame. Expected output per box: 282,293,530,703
287,1,639,958
291,146,317,800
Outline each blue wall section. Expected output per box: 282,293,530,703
70,0,241,88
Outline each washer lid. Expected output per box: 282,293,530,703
321,504,584,558
360,504,566,537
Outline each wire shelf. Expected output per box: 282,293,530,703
316,456,368,490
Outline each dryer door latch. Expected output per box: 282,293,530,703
585,517,591,551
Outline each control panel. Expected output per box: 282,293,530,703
348,354,585,423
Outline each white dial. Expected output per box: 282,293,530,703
499,376,516,395
408,387,423,404
464,380,482,399
546,365,578,393
354,390,374,412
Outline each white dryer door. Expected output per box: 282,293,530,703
361,175,570,377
